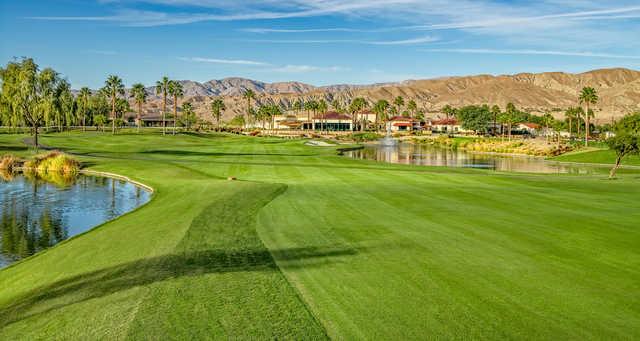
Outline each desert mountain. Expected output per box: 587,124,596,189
134,68,640,123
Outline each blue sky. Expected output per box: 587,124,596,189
1,0,639,88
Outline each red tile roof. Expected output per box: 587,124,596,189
431,118,458,125
313,111,352,120
389,116,416,121
393,122,412,127
520,122,541,129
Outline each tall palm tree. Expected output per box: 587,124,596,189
491,105,501,136
394,96,405,117
210,98,226,131
103,75,125,135
156,76,169,135
349,97,367,132
579,87,598,146
168,80,183,135
407,100,417,119
181,102,195,131
130,83,146,133
543,112,554,143
78,87,91,132
243,89,256,130
373,99,390,132
564,107,576,137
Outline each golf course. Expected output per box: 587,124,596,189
0,131,638,339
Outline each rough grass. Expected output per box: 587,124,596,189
552,147,640,166
0,131,639,339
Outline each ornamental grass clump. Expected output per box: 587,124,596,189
0,154,22,171
24,151,80,175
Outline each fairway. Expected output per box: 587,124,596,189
1,132,639,339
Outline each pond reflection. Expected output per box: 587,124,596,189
0,173,151,268
345,143,610,174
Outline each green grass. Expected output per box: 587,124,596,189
552,147,640,166
1,131,639,339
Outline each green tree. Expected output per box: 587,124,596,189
407,100,418,119
579,87,598,146
349,97,367,131
156,76,170,135
442,104,456,119
564,107,578,137
78,87,92,131
491,105,501,136
373,99,390,132
456,105,492,134
94,114,108,132
168,80,183,135
0,58,61,148
130,83,146,133
503,102,518,141
542,112,554,143
607,113,640,178
180,102,196,131
103,75,125,134
210,98,226,131
393,96,405,117
304,99,319,130
242,89,256,129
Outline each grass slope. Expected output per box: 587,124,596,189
1,131,639,339
552,147,640,166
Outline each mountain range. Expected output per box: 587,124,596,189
132,68,640,123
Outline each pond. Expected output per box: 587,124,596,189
0,173,151,268
344,143,609,174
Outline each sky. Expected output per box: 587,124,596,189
1,0,639,89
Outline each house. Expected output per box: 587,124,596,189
386,116,419,132
516,122,541,136
431,118,463,133
273,112,353,131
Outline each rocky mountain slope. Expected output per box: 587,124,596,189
135,68,640,123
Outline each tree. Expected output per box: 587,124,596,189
242,89,256,129
54,80,75,131
130,83,146,133
393,96,405,117
78,87,91,131
564,107,577,137
156,76,169,135
542,112,554,143
349,97,367,131
442,104,455,119
407,100,417,119
94,114,107,132
504,102,518,141
304,99,319,130
373,99,390,132
103,75,125,134
0,58,62,148
579,87,598,146
210,98,225,131
318,99,328,133
606,113,640,178
180,102,196,131
293,99,303,117
455,105,491,134
491,105,501,136
168,80,183,135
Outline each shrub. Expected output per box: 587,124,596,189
24,151,80,174
0,154,22,171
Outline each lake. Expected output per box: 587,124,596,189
0,173,151,268
344,143,609,174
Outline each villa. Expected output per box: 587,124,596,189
430,118,465,133
386,116,419,132
516,122,541,136
273,112,353,131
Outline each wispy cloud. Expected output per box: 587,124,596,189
424,48,640,59
237,35,439,45
84,49,118,55
179,56,346,73
179,56,270,65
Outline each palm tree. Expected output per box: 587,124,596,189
304,100,318,131
579,87,598,146
349,97,367,132
564,107,576,138
103,75,125,135
373,99,390,132
393,96,405,117
543,112,554,143
130,83,146,133
78,87,91,132
156,76,170,135
181,102,195,131
168,80,183,135
242,89,256,130
505,102,517,141
210,98,226,131
318,99,328,133
407,100,417,119
491,105,501,136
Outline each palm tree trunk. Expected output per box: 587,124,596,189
173,95,177,135
585,103,589,147
111,96,116,135
137,102,142,133
162,94,166,135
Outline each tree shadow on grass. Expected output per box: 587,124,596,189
139,149,315,157
0,245,360,328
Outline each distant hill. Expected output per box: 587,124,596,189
124,68,640,123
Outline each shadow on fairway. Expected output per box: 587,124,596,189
0,245,361,328
140,149,315,157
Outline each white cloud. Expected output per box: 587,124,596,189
370,36,439,45
237,35,439,45
179,57,270,65
424,48,640,59
268,65,348,73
